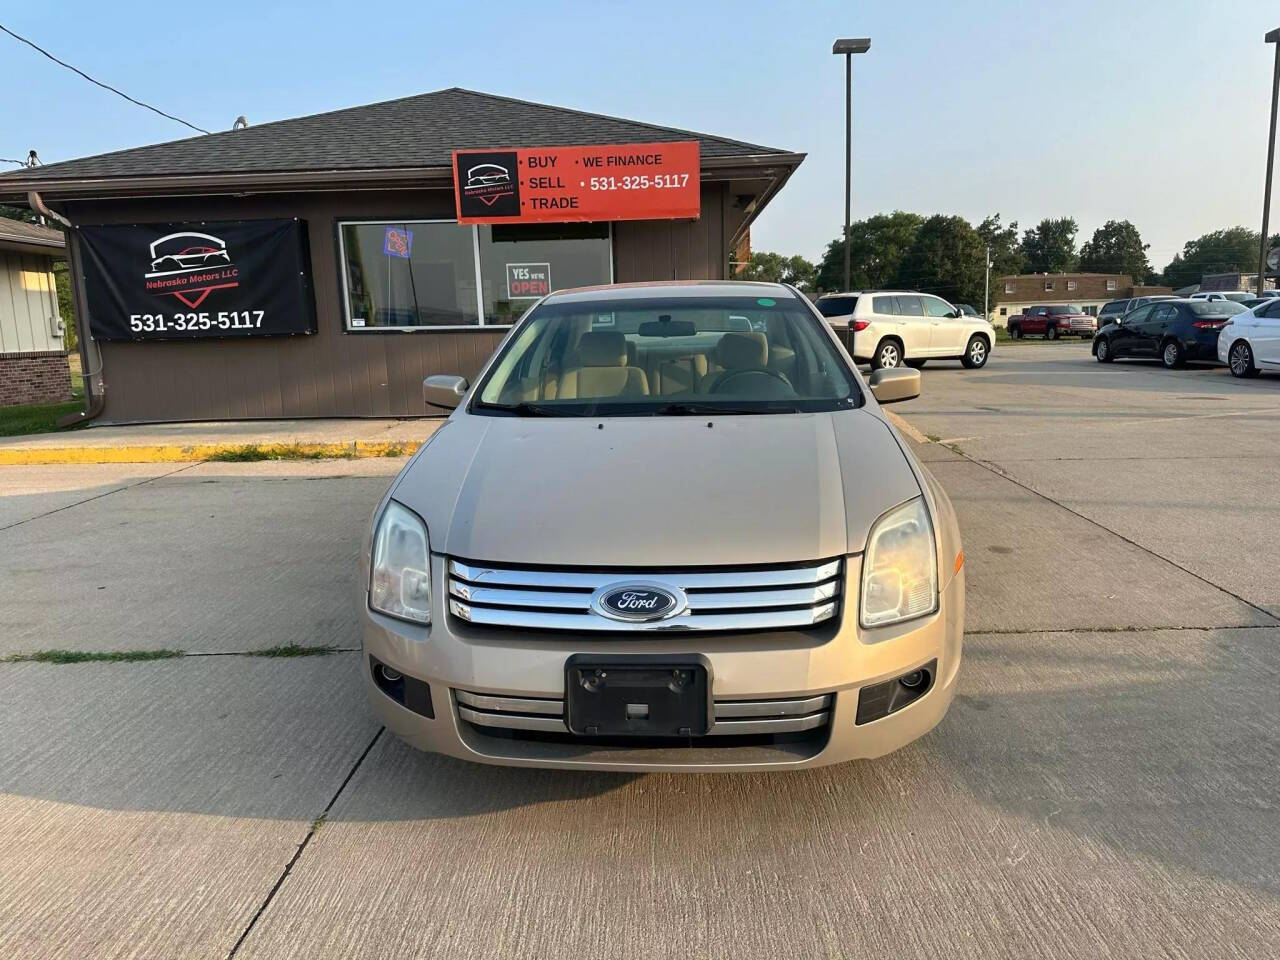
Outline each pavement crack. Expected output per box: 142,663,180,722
226,726,384,960
0,461,202,533
956,453,1280,626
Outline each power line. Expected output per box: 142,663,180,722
0,22,209,135
2,158,28,166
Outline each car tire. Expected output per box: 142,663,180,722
1161,339,1184,369
1228,340,1260,378
960,335,989,369
905,358,927,369
1095,338,1113,363
1046,326,1059,341
870,339,902,370
1008,325,1021,340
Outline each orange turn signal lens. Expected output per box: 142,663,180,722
954,550,965,575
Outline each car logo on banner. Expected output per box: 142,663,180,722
144,231,239,309
592,583,686,623
455,151,521,218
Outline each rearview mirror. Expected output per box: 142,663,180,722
424,374,469,410
868,367,920,405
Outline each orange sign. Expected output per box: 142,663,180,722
452,141,700,224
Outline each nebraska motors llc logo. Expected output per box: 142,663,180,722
456,150,521,218
144,231,239,308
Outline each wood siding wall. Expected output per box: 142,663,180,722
0,251,61,354
66,182,730,423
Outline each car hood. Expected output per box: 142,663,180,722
392,409,922,567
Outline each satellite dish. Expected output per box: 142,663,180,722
1268,245,1280,272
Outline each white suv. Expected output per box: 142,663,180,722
815,291,996,370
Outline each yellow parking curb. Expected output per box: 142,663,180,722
0,439,422,466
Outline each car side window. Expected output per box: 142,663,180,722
1154,304,1180,324
1124,305,1154,327
1262,300,1280,319
872,296,899,316
922,297,952,318
895,296,924,316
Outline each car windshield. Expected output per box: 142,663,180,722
1188,301,1246,316
473,293,861,416
1047,305,1082,315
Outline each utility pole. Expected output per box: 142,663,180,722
984,244,992,319
833,38,870,292
1259,27,1280,295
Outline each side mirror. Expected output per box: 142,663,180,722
868,367,920,405
424,374,469,410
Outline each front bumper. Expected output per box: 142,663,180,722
361,555,964,772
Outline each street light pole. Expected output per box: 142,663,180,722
833,38,870,293
984,244,992,319
1258,27,1280,296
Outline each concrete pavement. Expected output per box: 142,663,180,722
0,343,1277,959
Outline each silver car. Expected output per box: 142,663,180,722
361,281,965,771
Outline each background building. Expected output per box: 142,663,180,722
992,273,1173,325
0,88,803,424
0,218,70,407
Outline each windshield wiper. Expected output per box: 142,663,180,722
472,401,565,417
654,401,801,416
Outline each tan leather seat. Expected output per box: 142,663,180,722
648,353,708,395
557,332,650,399
700,332,768,392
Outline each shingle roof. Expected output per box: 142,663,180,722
1,87,794,184
0,217,64,247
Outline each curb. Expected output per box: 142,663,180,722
0,439,423,466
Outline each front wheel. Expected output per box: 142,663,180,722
870,339,902,370
961,336,989,369
1161,340,1184,369
1095,338,1113,363
1228,340,1260,378
905,358,928,369
1008,325,1021,340
1046,326,1059,341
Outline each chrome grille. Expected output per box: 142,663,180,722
455,689,833,737
447,558,841,632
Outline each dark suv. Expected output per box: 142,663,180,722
1093,298,1245,368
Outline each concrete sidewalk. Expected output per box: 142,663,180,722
0,418,444,464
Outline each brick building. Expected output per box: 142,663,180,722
991,273,1172,326
0,219,72,407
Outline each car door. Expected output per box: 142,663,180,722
1144,303,1179,355
1025,306,1049,335
921,295,966,355
893,295,928,356
1255,299,1280,369
1110,304,1152,356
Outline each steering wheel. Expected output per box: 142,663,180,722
709,367,793,394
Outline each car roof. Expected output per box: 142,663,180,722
816,290,936,298
543,280,794,304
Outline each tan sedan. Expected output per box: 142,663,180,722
360,281,964,771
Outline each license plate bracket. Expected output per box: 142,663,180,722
565,654,712,737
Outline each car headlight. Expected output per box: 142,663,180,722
369,500,432,624
860,497,938,628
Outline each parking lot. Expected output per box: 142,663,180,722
1,341,1277,959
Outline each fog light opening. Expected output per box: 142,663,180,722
380,665,403,683
899,669,927,690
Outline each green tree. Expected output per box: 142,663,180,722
815,211,924,292
0,205,38,224
1020,217,1078,273
1160,227,1280,290
1078,220,1151,281
738,251,816,290
892,215,987,308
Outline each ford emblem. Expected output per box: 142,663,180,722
592,583,685,623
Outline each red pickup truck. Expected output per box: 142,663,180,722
1007,304,1097,340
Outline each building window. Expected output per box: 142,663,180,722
477,222,613,324
999,307,1007,316
1044,280,1054,291
339,220,479,330
1106,278,1117,290
1004,281,1015,294
1067,280,1077,291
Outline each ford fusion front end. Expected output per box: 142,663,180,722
359,282,964,771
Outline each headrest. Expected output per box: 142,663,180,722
576,331,628,367
716,332,768,369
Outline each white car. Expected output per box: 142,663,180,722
1190,291,1255,303
815,291,996,370
1218,298,1280,377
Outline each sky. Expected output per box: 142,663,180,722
2,0,1278,271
